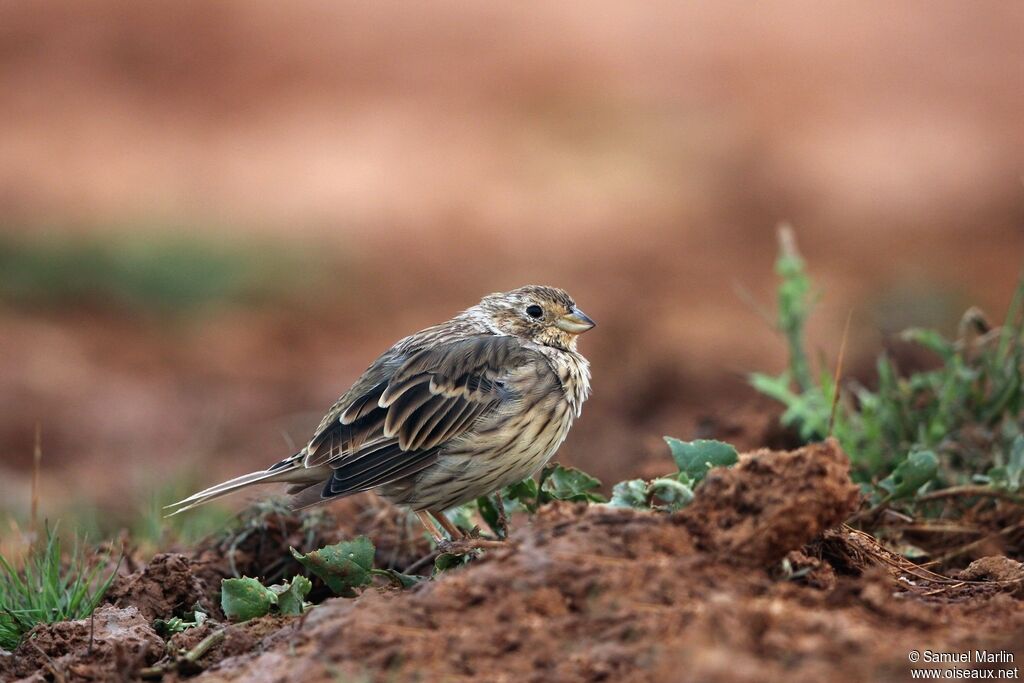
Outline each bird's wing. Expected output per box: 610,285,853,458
304,335,533,498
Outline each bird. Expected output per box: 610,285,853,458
167,285,594,544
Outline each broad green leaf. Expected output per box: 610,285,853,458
664,438,738,482
539,464,606,504
290,536,375,598
221,577,276,621
271,575,312,616
878,451,938,499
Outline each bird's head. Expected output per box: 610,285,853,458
471,285,595,350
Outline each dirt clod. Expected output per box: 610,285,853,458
957,555,1024,598
679,439,861,565
3,605,162,681
107,552,216,620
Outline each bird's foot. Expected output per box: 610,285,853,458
436,536,507,556
493,492,509,540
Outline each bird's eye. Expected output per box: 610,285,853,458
526,304,543,319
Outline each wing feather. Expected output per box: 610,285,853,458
300,335,533,503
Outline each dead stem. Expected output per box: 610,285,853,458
917,485,1024,505
139,626,227,679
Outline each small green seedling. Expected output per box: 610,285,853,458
221,575,312,621
154,605,208,636
501,464,606,515
271,575,313,616
610,473,695,512
611,438,737,512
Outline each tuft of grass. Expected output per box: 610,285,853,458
751,226,1024,502
0,526,119,650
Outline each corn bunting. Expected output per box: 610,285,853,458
168,285,594,542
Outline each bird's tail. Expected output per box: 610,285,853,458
164,451,313,516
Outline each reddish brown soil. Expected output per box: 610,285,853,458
5,442,1023,683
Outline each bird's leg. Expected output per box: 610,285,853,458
429,509,507,555
430,511,465,540
415,510,445,545
493,491,509,540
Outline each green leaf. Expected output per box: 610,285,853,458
609,472,694,512
271,575,312,616
370,568,424,589
475,495,506,538
664,438,739,482
154,616,187,636
154,606,207,636
609,479,649,509
648,477,694,510
503,478,540,512
221,577,276,621
539,464,606,504
290,536,375,598
878,451,939,499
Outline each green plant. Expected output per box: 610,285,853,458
221,575,313,621
751,226,1024,502
611,438,738,512
496,463,606,514
0,527,119,650
220,535,422,620
154,605,208,636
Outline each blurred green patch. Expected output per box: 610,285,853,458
0,232,319,315
0,474,235,561
130,477,237,553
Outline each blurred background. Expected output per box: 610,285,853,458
1,1,1022,534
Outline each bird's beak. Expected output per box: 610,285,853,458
555,307,596,334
